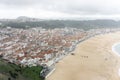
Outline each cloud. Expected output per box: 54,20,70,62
0,0,43,6
0,0,120,19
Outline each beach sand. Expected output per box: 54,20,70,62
47,32,120,80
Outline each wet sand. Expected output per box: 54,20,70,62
47,32,120,80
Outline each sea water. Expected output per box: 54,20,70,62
112,43,120,76
112,43,120,56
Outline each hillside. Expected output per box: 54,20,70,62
0,17,120,30
0,59,44,80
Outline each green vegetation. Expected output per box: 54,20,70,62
21,66,44,80
0,59,44,80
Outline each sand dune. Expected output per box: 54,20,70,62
47,32,120,80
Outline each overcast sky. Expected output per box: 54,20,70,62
1,0,120,19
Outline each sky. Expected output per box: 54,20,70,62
0,0,120,19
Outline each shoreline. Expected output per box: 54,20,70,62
47,31,120,80
45,31,120,79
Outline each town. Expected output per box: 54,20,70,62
0,27,120,78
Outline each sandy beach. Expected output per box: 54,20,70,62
47,32,120,80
